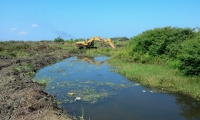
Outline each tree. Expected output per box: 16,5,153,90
54,36,64,42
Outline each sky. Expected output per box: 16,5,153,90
0,0,200,41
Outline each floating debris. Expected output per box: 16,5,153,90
52,87,55,89
75,97,81,101
134,83,140,86
68,92,76,96
150,91,154,93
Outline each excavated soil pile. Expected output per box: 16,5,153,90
0,49,77,120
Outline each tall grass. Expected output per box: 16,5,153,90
109,57,200,100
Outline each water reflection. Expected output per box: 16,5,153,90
77,56,105,65
175,94,200,120
34,56,200,120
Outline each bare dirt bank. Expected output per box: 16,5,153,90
0,50,77,120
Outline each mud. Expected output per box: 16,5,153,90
0,50,77,120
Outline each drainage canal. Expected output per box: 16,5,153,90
34,56,200,120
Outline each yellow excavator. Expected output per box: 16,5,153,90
76,36,115,49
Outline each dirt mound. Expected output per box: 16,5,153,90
0,50,77,120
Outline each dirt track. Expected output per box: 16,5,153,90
0,50,77,120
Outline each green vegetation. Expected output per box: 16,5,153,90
109,58,200,99
114,27,200,76
75,88,109,104
33,76,54,86
50,79,131,104
108,26,200,99
0,41,68,58
85,48,116,56
13,63,37,77
54,36,64,42
37,79,48,86
79,107,84,120
111,36,129,41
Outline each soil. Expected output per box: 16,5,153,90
0,50,77,120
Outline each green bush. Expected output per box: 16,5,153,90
54,36,64,42
178,38,200,75
117,26,200,76
128,27,196,59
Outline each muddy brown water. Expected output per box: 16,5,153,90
34,56,200,120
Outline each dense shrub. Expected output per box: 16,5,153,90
128,27,196,58
178,38,200,75
118,26,200,76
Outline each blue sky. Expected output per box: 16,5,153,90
0,0,200,41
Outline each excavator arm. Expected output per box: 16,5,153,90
103,38,115,49
76,36,115,49
76,36,102,49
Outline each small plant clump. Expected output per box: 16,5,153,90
38,79,48,86
33,76,54,86
54,36,65,42
13,64,36,77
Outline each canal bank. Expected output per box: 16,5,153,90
0,50,77,120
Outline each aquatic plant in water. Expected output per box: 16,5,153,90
46,79,134,104
66,88,110,104
33,76,54,86
79,107,84,120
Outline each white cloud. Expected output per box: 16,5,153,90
18,31,28,35
10,28,17,31
31,24,38,27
